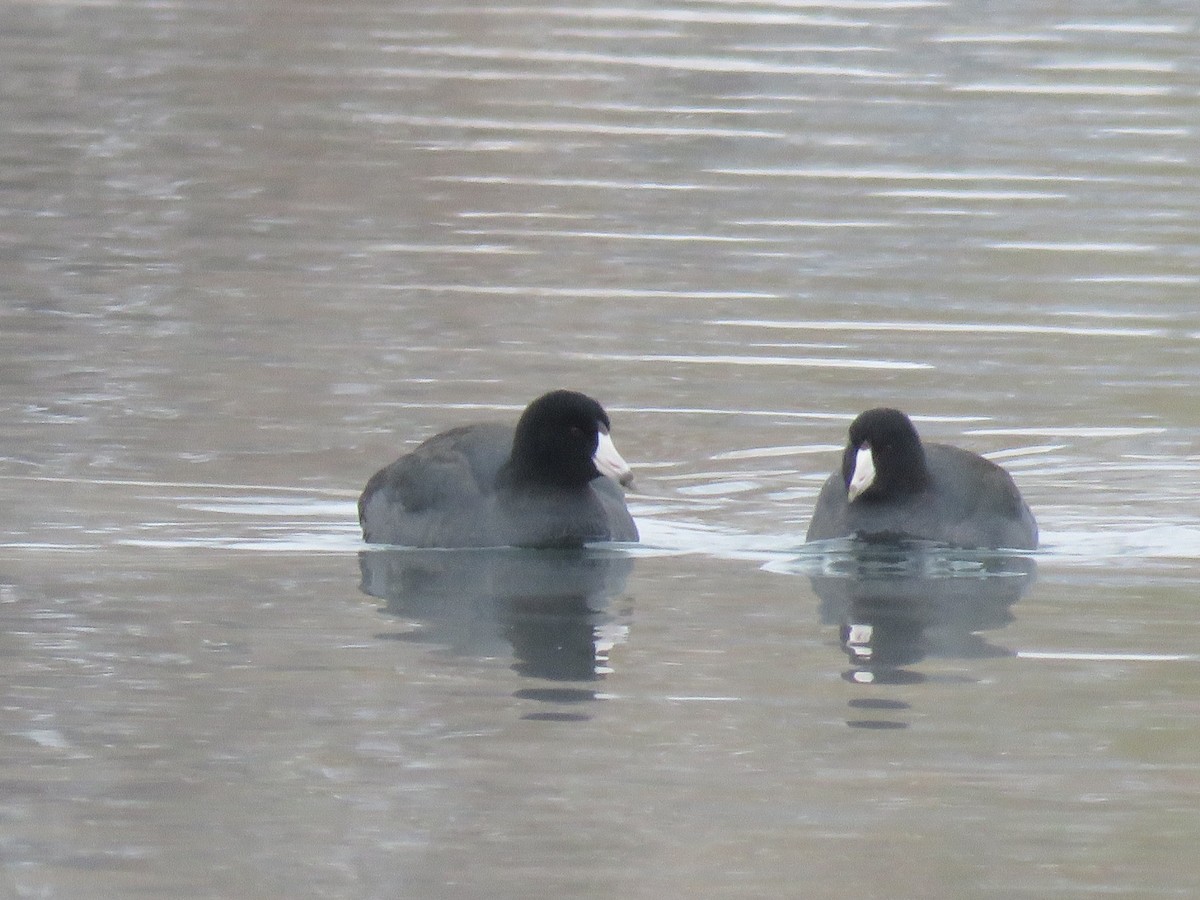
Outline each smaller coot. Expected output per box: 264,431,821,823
359,390,638,548
805,408,1037,550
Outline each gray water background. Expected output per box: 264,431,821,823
1,1,1198,897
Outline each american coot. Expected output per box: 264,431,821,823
805,408,1038,550
359,390,638,548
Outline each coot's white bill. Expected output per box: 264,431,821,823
594,430,634,488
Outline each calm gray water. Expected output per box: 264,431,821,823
2,0,1198,897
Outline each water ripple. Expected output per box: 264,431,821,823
567,352,933,370
951,83,1174,97
428,174,740,192
711,319,1170,338
408,46,909,79
710,166,1113,183
455,228,791,244
356,111,785,139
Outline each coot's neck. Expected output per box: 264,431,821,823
878,442,931,498
495,456,593,492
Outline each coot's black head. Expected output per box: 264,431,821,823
507,390,633,489
841,407,929,502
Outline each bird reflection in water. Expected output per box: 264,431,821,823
779,539,1036,729
359,547,634,720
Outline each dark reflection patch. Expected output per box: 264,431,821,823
848,698,910,710
847,719,909,730
521,712,591,723
513,687,596,704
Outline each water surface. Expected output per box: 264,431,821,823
1,0,1198,897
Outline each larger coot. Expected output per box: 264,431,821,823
359,390,638,548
